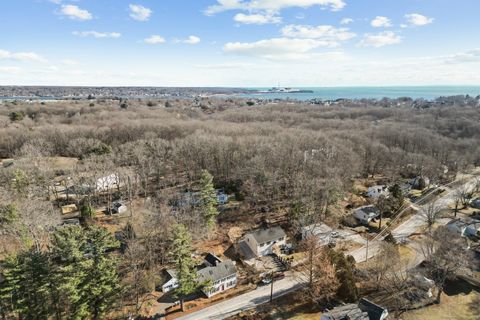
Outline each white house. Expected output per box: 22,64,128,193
197,260,237,298
240,226,287,258
161,269,179,293
366,185,388,198
446,218,480,238
161,254,237,298
95,173,120,192
354,206,380,225
301,223,334,246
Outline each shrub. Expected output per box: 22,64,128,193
9,111,25,122
80,204,95,218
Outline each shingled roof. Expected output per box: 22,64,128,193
358,298,388,320
197,260,236,282
249,226,286,245
322,303,369,320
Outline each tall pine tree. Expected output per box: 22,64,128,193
199,170,219,230
169,224,199,311
0,250,52,320
51,225,120,320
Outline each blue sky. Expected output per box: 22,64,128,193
1,0,480,86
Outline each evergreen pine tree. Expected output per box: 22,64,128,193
169,224,199,311
0,250,52,319
51,225,120,319
199,170,219,230
329,251,358,303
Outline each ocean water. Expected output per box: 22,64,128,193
235,86,480,101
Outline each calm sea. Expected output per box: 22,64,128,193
235,86,480,101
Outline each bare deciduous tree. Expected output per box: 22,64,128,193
422,200,443,233
421,227,473,303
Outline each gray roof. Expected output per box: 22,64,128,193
237,240,256,260
165,269,177,279
302,223,332,236
204,253,222,266
358,298,388,320
197,260,236,282
323,304,369,320
355,206,380,216
249,226,286,244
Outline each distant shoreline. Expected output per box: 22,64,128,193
1,86,480,101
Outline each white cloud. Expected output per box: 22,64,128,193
371,16,392,28
234,13,282,25
60,5,92,21
281,24,356,45
144,35,166,44
444,49,480,64
181,35,201,44
0,66,23,74
61,59,78,66
205,0,346,15
223,37,343,60
0,49,46,62
194,62,255,69
129,4,152,21
405,13,434,26
340,18,353,25
360,31,401,47
72,31,121,39
49,0,62,4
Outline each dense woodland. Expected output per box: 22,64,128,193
0,98,479,319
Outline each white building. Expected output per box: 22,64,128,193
95,173,119,192
161,255,238,298
240,226,287,258
366,185,388,198
197,260,237,298
161,269,179,293
354,206,380,224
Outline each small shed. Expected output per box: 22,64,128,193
61,204,78,215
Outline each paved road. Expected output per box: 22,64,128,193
350,176,478,263
171,174,479,320
176,274,303,320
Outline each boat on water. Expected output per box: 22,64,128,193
258,87,314,94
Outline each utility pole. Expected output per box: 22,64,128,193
270,277,274,303
365,237,369,262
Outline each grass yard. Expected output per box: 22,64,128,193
402,279,480,320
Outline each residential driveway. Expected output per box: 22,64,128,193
336,229,368,245
176,273,303,320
